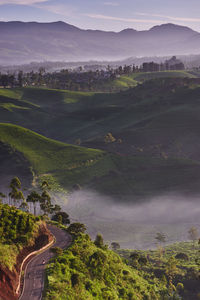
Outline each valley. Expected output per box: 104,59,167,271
0,68,200,299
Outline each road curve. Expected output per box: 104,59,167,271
19,225,72,300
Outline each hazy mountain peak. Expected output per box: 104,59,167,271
119,28,137,34
0,21,200,64
149,23,196,33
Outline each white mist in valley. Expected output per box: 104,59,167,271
63,190,200,249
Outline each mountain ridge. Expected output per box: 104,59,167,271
0,21,198,34
0,21,200,64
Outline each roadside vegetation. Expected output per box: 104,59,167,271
0,176,70,271
0,203,40,270
44,230,167,300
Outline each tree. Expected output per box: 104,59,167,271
1,75,9,88
41,180,50,191
27,191,41,215
104,133,116,144
9,177,21,190
94,234,104,248
18,71,23,87
155,232,166,245
40,190,53,215
52,211,70,225
19,201,29,212
9,177,24,206
111,242,120,251
53,204,61,213
0,192,5,204
188,226,199,247
67,223,86,235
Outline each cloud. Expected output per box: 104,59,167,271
104,2,119,6
84,13,164,24
137,13,200,23
36,3,76,17
0,0,47,4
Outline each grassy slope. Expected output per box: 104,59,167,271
1,76,200,198
130,70,196,82
90,70,196,92
44,233,165,300
0,123,107,190
1,123,200,199
0,75,199,147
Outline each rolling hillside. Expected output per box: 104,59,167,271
1,124,200,201
1,75,200,199
0,72,199,145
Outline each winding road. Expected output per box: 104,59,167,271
19,225,72,300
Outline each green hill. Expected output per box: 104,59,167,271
44,232,166,300
1,123,200,200
2,77,200,198
0,123,106,191
0,76,200,149
84,70,196,92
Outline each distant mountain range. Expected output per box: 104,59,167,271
1,21,200,64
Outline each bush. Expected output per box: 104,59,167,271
50,247,63,256
130,252,140,260
67,223,86,235
52,212,70,225
175,252,189,261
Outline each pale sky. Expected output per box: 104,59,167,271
0,0,200,32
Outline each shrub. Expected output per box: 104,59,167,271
50,247,63,256
67,223,86,235
175,252,189,261
52,212,70,225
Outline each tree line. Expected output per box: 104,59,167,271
0,177,70,226
0,56,185,91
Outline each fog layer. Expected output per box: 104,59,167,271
64,190,200,249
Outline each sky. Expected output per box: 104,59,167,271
0,0,200,32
